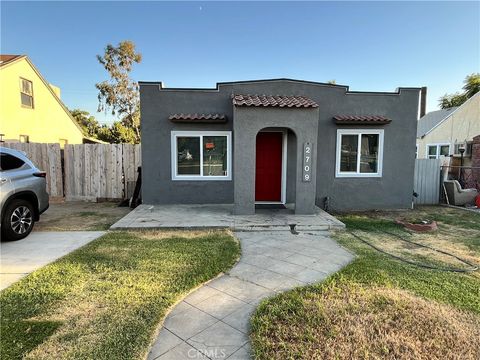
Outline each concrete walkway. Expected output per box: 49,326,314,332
147,230,354,360
0,231,105,290
111,204,345,231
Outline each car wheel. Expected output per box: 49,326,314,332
1,199,35,241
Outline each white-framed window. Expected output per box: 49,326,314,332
171,131,232,181
335,129,384,178
20,78,34,108
426,143,450,159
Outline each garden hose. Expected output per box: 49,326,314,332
348,230,479,273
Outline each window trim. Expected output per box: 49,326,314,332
19,77,34,109
335,129,384,178
171,131,232,181
426,143,450,159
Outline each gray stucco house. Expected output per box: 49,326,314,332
139,79,423,214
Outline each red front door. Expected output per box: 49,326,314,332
255,132,283,202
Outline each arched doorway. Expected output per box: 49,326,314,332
255,128,297,207
233,105,318,215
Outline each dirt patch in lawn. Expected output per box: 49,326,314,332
346,229,479,274
338,206,479,273
134,229,233,240
252,283,480,360
35,201,130,231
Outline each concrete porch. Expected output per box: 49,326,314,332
110,204,345,231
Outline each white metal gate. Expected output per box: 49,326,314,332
413,159,442,204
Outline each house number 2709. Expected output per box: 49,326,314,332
303,142,312,182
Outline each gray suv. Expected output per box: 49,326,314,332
0,147,49,241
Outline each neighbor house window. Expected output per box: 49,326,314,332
171,131,231,180
19,135,29,143
20,78,34,108
336,129,384,177
453,142,473,157
427,144,450,159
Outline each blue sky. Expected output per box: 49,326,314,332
2,1,479,125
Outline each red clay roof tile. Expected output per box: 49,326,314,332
169,113,227,123
233,94,318,108
333,115,391,124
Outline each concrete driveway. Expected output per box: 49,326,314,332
0,231,105,290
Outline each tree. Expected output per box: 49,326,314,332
439,73,479,109
327,79,336,84
463,73,480,99
93,122,136,144
96,40,142,143
96,125,113,143
108,121,137,144
439,93,468,109
70,109,101,137
70,108,137,144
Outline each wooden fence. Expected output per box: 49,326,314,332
2,143,63,198
2,142,141,201
64,144,141,201
413,158,442,204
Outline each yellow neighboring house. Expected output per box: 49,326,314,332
0,54,100,146
416,92,480,165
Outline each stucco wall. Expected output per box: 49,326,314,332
139,85,234,204
313,90,420,211
416,93,480,159
0,58,84,145
286,130,297,203
140,79,420,211
232,107,319,214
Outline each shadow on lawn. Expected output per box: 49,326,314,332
1,320,63,360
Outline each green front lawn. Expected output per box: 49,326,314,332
251,206,480,359
1,230,240,360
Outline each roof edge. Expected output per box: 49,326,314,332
139,78,422,95
421,92,480,138
0,55,27,68
22,57,87,138
83,136,108,144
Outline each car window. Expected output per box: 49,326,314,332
0,153,26,171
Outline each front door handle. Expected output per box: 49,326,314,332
0,178,7,184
